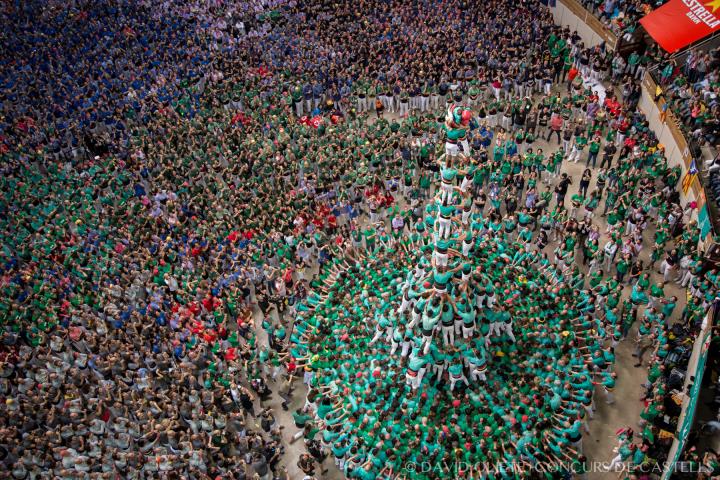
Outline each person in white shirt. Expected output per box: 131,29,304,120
603,239,618,271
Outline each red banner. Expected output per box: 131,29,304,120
640,0,720,53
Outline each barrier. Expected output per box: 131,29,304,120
638,74,704,204
661,302,717,480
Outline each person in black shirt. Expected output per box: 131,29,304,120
536,230,549,250
475,190,487,213
513,103,527,130
629,260,644,285
555,173,572,208
599,141,617,169
537,107,550,139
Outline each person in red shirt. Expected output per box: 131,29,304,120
286,359,296,375
568,66,579,85
202,294,220,312
547,111,564,143
327,214,337,232
615,117,629,145
383,192,394,208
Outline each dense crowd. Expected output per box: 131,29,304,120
657,47,720,149
579,0,664,38
576,0,720,151
0,0,717,479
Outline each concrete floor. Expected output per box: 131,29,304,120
248,97,688,479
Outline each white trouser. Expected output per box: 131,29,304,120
445,142,460,157
659,260,674,282
369,328,384,345
422,334,433,354
470,368,487,382
441,324,455,346
462,324,474,338
433,250,449,267
406,372,421,389
604,253,615,271
398,295,412,314
573,437,583,455
399,101,409,116
568,146,582,163
486,295,496,308
626,221,637,237
431,94,440,110
439,184,454,204
648,295,660,310
390,339,400,355
450,373,469,391
501,323,515,342
436,217,452,239
408,310,420,329
608,453,624,471
604,387,615,404
369,326,391,345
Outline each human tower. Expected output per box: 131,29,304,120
291,103,598,477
